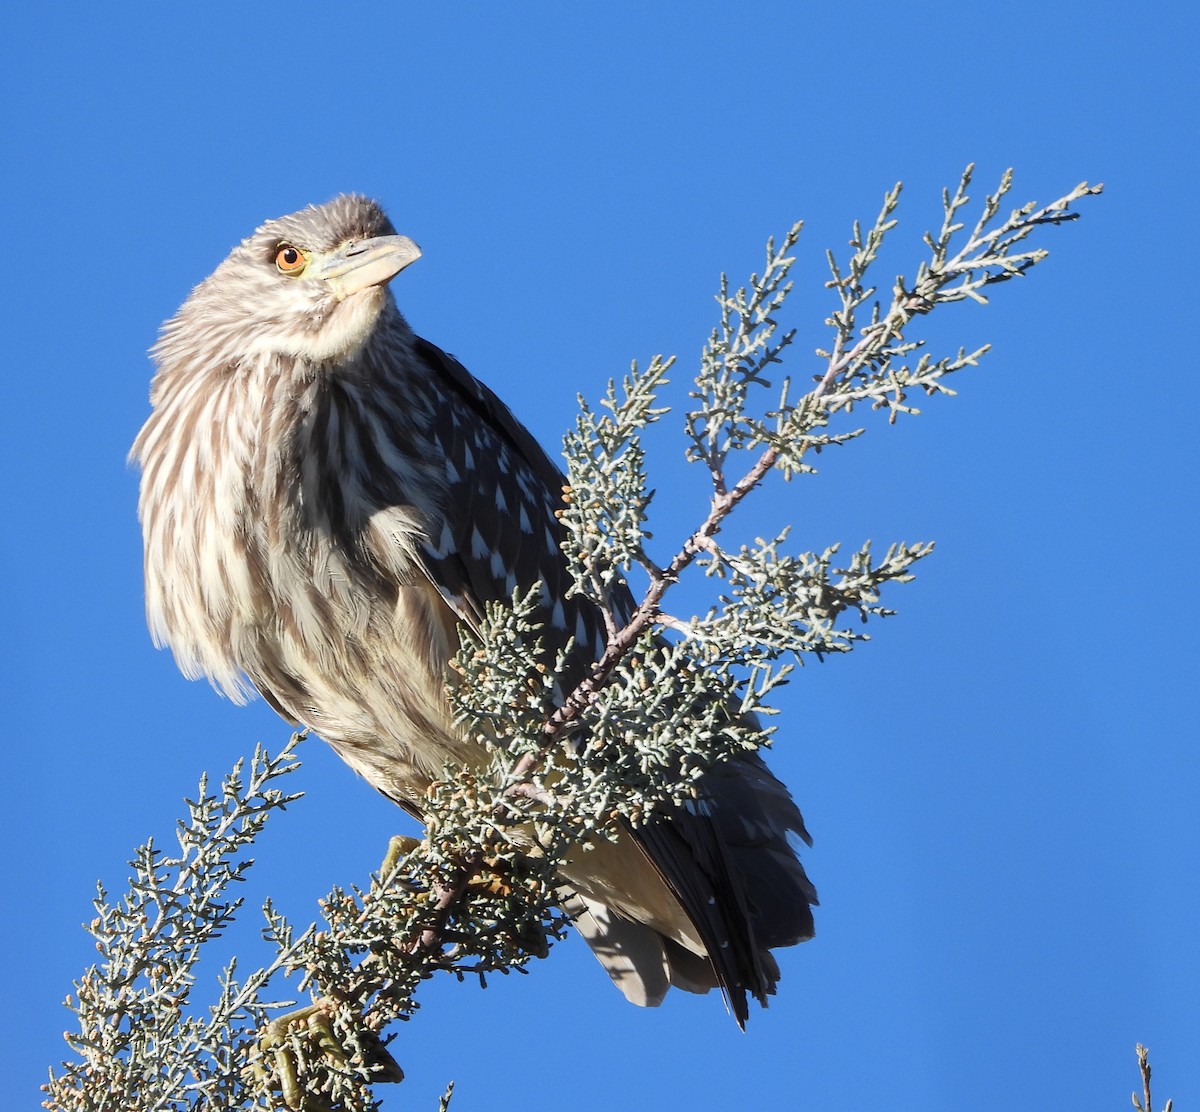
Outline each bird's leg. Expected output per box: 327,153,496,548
380,834,422,878
248,997,404,1110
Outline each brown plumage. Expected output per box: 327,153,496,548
132,195,816,1025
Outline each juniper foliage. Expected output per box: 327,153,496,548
46,166,1101,1111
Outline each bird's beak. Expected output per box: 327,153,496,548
314,235,422,301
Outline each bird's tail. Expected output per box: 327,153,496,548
560,751,817,1026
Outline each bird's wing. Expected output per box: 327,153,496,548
405,337,815,1025
412,337,608,668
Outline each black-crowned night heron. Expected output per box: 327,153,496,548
131,195,816,1025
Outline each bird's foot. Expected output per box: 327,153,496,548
248,998,403,1110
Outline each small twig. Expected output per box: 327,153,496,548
414,871,481,953
1134,1043,1173,1112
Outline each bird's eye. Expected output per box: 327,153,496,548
275,245,308,274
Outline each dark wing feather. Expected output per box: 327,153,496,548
413,337,607,665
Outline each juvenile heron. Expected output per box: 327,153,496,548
132,195,816,1024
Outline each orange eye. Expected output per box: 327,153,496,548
275,245,307,274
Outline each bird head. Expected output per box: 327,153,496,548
153,195,422,375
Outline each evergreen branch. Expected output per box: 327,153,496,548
49,167,1101,1110
410,167,1103,979
45,738,304,1112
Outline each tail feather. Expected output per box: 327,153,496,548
564,751,817,1026
561,892,671,1007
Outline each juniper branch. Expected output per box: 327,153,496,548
49,167,1101,1111
45,738,305,1112
554,167,1102,736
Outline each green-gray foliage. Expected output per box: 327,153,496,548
45,167,1100,1112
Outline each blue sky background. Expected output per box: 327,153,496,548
3,4,1196,1109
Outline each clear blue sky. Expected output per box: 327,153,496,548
3,4,1195,1109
